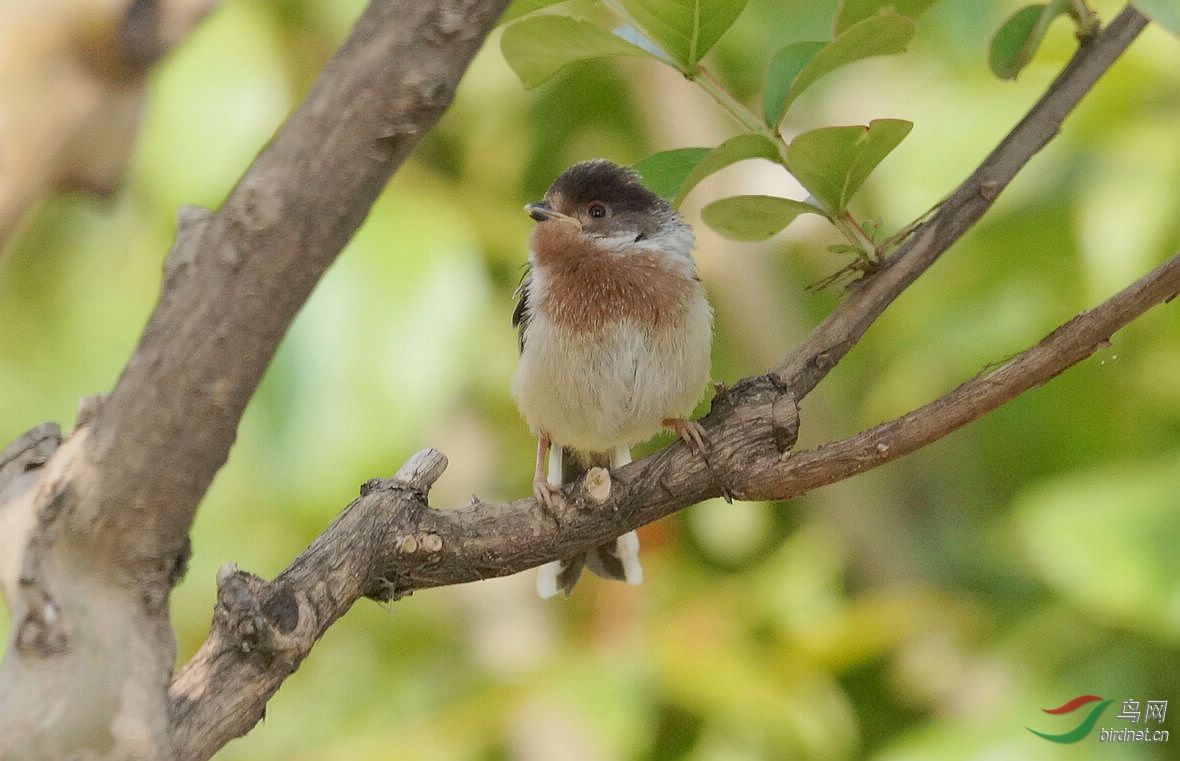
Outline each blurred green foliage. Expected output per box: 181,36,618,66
2,1,1179,760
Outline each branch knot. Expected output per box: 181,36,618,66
213,565,311,662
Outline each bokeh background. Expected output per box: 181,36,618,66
2,0,1179,759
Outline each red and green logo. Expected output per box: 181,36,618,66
1027,695,1114,743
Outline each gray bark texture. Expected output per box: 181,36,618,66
0,1,511,759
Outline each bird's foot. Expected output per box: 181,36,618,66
663,418,708,454
532,476,563,513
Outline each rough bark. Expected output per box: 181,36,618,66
0,1,511,760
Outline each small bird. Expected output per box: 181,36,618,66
512,159,713,598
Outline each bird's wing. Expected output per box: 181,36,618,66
511,268,532,354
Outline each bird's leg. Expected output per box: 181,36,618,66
535,437,567,598
532,432,563,509
663,417,708,454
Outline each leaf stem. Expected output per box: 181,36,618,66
833,212,879,262
1067,0,1101,40
689,65,774,138
691,66,881,258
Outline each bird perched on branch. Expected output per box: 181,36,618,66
511,159,713,598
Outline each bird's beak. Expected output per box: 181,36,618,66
524,202,581,230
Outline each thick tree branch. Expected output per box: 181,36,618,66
0,1,510,760
169,450,451,760
88,0,509,589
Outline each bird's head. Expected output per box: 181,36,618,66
524,159,692,257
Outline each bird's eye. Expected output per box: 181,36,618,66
587,201,607,218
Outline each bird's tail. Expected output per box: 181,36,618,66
537,530,643,599
536,446,643,599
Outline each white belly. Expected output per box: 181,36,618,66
512,306,712,452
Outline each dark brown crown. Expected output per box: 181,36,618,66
546,159,671,216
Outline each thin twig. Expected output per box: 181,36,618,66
771,5,1149,400
748,250,1180,499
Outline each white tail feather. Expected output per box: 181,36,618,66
616,530,643,585
536,560,563,599
547,443,564,486
612,448,642,585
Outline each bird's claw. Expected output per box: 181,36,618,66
664,418,708,454
533,477,563,512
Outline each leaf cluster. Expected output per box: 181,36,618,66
502,0,935,260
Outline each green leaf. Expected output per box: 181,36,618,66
620,0,749,69
673,134,781,206
834,0,937,35
501,15,654,89
988,2,1072,80
701,195,822,241
989,5,1043,80
635,135,785,207
786,119,912,214
1129,0,1180,37
766,15,915,128
632,148,711,199
499,0,571,25
762,42,825,126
